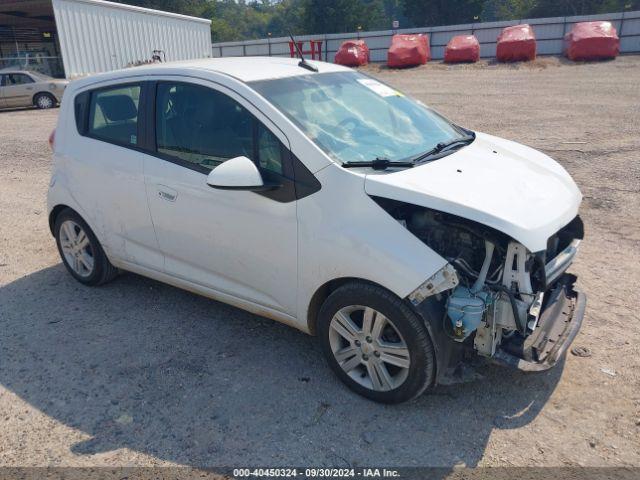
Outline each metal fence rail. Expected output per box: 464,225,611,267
211,10,640,62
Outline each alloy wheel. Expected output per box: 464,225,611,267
37,95,54,109
59,220,94,277
329,305,411,392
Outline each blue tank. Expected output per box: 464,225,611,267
447,286,491,341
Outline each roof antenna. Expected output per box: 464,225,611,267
289,32,318,72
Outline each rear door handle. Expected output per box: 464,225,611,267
157,185,177,202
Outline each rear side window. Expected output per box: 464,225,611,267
88,84,141,146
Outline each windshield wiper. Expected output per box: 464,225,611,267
342,157,415,171
342,133,475,171
410,133,476,164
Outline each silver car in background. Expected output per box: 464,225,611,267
0,70,68,110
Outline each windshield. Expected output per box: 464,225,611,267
250,72,466,165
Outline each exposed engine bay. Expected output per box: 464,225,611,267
373,197,585,366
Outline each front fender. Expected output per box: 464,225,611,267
296,164,450,331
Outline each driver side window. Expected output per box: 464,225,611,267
155,82,253,170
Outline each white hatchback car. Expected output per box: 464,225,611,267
48,57,586,403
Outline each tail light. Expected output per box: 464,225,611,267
48,129,56,150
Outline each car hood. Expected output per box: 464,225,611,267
364,131,582,252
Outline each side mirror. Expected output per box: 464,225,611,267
206,156,279,191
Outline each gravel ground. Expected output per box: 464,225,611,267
1,55,639,469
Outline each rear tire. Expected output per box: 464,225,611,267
54,208,118,286
318,282,436,403
34,93,56,109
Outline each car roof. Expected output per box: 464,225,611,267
71,56,352,89
168,56,351,82
0,70,50,77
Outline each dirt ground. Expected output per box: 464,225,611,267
1,55,639,469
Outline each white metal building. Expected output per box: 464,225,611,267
0,0,212,79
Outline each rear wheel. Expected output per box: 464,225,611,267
54,209,118,286
34,93,55,109
318,282,436,403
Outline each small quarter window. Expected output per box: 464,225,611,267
257,124,284,175
88,84,141,146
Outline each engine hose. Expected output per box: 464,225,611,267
472,240,495,293
494,285,527,335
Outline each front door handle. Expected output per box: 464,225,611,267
157,185,177,202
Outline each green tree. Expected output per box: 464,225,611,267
384,0,410,28
265,0,306,36
112,0,639,41
114,0,209,16
482,0,639,21
480,0,535,21
204,0,273,42
301,0,387,34
399,0,485,26
528,0,638,16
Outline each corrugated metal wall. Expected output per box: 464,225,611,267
211,10,640,63
52,0,211,78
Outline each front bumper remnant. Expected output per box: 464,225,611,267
545,239,581,286
492,274,586,372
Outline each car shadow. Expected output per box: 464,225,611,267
0,106,37,114
0,265,564,468
0,106,59,114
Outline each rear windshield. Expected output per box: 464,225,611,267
28,71,53,81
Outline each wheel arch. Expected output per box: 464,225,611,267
33,91,56,106
49,204,72,235
306,277,400,336
307,276,456,386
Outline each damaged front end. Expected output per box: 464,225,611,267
374,197,586,377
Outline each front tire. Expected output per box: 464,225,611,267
34,93,56,109
54,209,118,286
318,282,436,403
